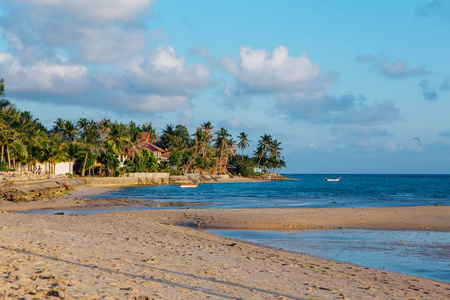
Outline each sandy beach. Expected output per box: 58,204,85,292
0,184,449,299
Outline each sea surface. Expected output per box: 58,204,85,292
92,174,450,209
206,229,450,283
27,174,450,282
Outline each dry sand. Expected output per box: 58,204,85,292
0,183,449,299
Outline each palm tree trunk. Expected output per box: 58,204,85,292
1,145,4,162
82,151,89,177
257,151,265,168
184,150,200,174
6,145,11,169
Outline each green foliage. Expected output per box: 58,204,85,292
194,156,210,170
99,143,120,176
74,152,96,175
142,149,159,172
169,149,182,167
229,155,257,177
0,97,287,178
126,149,160,172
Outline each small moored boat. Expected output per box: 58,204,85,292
324,177,341,182
179,184,198,188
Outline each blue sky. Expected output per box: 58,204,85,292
1,0,450,173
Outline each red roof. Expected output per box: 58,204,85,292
140,132,151,143
141,142,166,153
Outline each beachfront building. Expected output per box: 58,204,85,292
213,148,236,174
137,132,169,162
16,161,72,175
119,132,169,168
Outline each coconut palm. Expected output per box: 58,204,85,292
126,121,143,161
40,139,68,175
0,104,24,168
237,132,251,161
98,118,111,140
184,127,209,173
107,121,128,156
64,120,78,142
141,123,157,143
53,118,65,136
77,118,100,176
214,127,232,172
200,122,214,148
269,139,282,159
256,134,272,167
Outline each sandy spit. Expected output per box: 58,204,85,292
0,182,449,299
1,210,449,300
149,206,450,232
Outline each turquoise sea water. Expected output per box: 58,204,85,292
25,174,450,282
92,174,450,208
207,229,450,283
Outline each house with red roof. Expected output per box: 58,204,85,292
138,132,169,161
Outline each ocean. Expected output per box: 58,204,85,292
92,174,450,209
29,174,450,282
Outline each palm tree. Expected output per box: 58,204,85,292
40,139,67,175
200,122,214,148
64,120,78,142
77,118,100,176
0,104,24,168
141,123,157,143
107,121,128,156
214,127,232,172
269,139,282,160
184,127,209,173
277,156,286,174
126,121,143,161
159,124,175,150
257,134,272,167
23,127,46,172
98,118,111,140
237,132,251,161
53,118,65,137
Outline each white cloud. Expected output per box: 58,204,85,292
124,45,210,95
0,51,12,63
221,45,334,94
0,1,211,115
77,26,146,63
16,0,154,22
0,53,88,95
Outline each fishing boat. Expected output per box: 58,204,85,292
179,184,198,188
324,177,341,182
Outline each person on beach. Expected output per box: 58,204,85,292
38,166,41,175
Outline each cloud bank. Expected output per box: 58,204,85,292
357,54,428,79
0,0,210,114
219,46,401,130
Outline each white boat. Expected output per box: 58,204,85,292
179,184,198,188
324,177,341,182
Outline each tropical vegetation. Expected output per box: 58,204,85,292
0,79,286,176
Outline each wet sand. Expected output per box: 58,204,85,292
0,184,449,299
